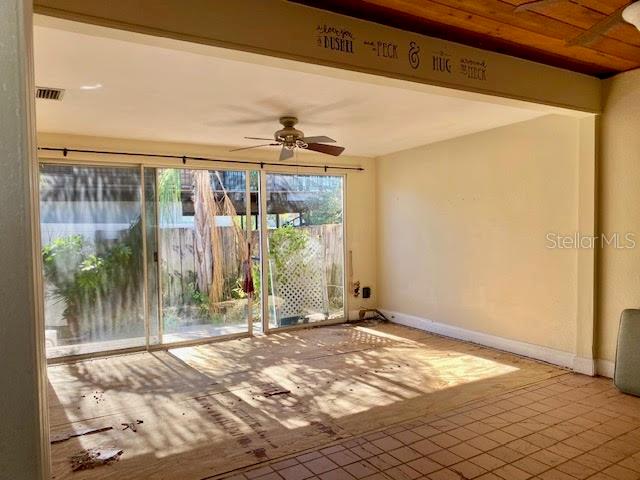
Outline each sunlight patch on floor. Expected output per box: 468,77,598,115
47,323,556,480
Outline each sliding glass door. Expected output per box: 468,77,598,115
39,163,344,358
40,165,146,358
156,168,256,343
264,173,345,329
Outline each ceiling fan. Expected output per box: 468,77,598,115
229,116,345,161
514,0,640,46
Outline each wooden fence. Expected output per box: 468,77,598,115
159,224,343,310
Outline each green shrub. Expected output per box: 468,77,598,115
42,223,140,338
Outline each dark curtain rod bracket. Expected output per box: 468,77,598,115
37,147,365,172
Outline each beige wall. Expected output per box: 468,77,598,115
598,68,640,362
37,133,378,319
376,115,584,354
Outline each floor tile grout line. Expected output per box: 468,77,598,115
213,374,640,480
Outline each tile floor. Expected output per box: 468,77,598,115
218,373,640,480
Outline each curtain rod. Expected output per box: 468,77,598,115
37,147,365,172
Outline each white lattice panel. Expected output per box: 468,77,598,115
276,233,328,321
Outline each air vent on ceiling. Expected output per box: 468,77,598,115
35,87,65,101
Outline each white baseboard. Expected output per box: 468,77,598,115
573,356,596,376
382,309,599,376
596,359,615,378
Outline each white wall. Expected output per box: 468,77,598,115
376,115,584,356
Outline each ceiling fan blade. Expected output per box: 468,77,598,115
301,135,336,144
565,9,623,46
245,136,276,141
229,143,279,152
279,147,294,161
305,143,345,156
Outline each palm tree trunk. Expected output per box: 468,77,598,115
193,171,223,308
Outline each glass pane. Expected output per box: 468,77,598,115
158,168,252,342
265,173,345,328
39,164,145,358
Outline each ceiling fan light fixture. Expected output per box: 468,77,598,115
623,1,640,31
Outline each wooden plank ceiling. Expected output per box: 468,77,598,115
291,0,640,77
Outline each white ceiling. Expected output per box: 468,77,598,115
34,22,547,158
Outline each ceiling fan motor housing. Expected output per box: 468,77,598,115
231,116,343,159
275,116,305,148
